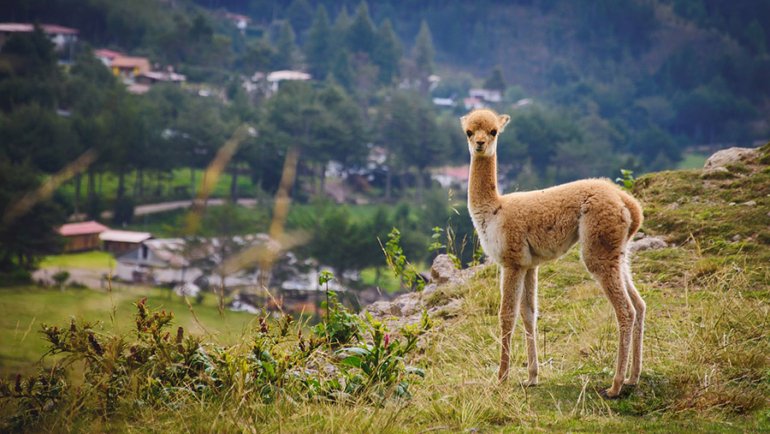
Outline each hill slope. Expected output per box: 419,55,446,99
1,145,769,432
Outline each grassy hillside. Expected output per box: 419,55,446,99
1,145,769,432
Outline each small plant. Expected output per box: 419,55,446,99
381,228,425,291
318,269,334,322
51,270,69,291
313,290,362,348
336,310,431,400
428,226,462,269
616,169,636,191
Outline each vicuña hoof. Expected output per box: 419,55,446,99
599,388,621,400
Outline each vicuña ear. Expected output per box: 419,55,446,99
498,114,511,132
459,115,467,127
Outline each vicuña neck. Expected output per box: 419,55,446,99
468,154,500,209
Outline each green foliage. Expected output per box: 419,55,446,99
381,228,425,291
0,296,430,430
313,290,361,348
51,270,69,289
615,169,636,191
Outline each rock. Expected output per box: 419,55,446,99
393,292,422,317
366,300,400,317
422,282,438,296
732,234,742,242
703,147,758,170
431,254,459,284
628,236,668,253
428,298,463,319
742,200,757,207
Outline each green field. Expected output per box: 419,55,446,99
676,152,709,170
57,167,257,207
0,285,256,376
40,251,116,270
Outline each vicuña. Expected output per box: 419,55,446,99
461,108,646,399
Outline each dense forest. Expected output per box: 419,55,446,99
0,0,768,276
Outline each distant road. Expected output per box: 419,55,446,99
95,198,258,220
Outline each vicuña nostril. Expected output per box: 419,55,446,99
476,141,485,146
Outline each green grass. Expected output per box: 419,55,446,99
358,267,401,293
39,251,116,270
676,152,709,170
56,168,257,207
3,144,770,432
0,285,256,376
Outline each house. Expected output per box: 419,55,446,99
0,23,78,52
115,238,199,284
432,97,456,108
469,88,502,103
265,70,311,93
431,165,470,189
109,56,151,82
463,96,485,110
135,69,186,85
99,230,152,255
58,220,109,252
94,48,124,66
0,23,78,63
223,12,251,31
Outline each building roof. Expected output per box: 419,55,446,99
266,70,311,82
139,70,186,82
99,230,152,244
0,23,78,35
111,56,150,71
59,221,109,237
94,48,124,61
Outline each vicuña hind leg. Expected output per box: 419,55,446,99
587,257,636,398
622,260,645,385
521,267,539,386
498,266,525,382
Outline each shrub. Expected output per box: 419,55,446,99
0,296,430,430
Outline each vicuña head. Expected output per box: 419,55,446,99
460,108,510,157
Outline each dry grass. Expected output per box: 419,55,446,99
3,145,770,432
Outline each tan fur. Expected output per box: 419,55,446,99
461,108,646,398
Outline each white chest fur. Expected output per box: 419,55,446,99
472,210,506,264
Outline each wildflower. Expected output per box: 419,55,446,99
384,333,390,349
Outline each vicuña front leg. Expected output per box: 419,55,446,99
498,266,524,382
521,267,539,386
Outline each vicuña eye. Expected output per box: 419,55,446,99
466,130,473,137
490,129,497,137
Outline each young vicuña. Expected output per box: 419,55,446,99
461,108,646,399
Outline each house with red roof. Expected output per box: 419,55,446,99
58,220,109,252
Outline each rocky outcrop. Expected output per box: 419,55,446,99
703,147,758,170
628,234,668,253
364,254,483,329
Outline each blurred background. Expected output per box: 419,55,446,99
0,0,768,353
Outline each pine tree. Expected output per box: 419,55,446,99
330,50,354,90
414,20,435,78
273,21,299,70
347,1,377,55
286,0,313,36
373,19,402,85
484,66,507,91
305,5,333,79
